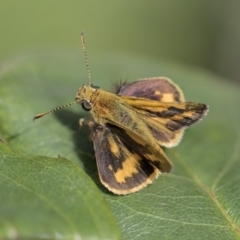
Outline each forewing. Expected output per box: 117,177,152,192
117,77,189,147
90,123,171,195
117,77,185,102
123,99,208,129
121,98,208,147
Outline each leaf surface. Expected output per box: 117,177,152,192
0,50,239,239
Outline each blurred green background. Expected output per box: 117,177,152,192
1,2,240,239
0,0,239,83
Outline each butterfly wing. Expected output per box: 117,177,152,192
120,96,208,147
90,123,170,195
117,77,185,102
117,77,207,147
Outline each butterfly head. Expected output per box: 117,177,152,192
75,84,99,111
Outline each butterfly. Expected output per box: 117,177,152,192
34,33,208,195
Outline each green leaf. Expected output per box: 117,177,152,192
0,142,119,240
0,49,240,239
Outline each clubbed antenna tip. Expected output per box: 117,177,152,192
33,113,46,121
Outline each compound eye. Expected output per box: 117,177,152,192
81,100,92,111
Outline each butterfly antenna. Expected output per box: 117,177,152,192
33,101,79,121
81,32,92,85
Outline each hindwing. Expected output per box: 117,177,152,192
90,123,171,194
